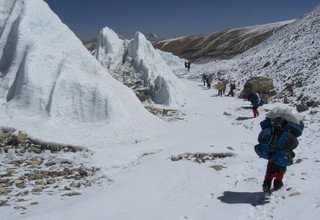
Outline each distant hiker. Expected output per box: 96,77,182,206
206,76,212,89
201,74,207,86
216,80,224,96
227,82,236,97
184,61,191,72
254,107,304,192
248,92,264,117
187,61,191,72
222,81,227,95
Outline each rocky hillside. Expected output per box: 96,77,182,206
190,5,320,107
154,21,292,61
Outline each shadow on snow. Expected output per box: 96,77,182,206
217,191,270,206
236,116,254,121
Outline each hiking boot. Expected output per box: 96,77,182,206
262,180,271,192
273,179,284,190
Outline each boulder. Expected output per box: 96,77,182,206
296,103,309,112
241,77,275,99
306,100,320,108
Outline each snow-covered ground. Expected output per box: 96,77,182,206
2,77,320,220
1,1,320,219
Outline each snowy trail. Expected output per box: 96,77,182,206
6,79,320,220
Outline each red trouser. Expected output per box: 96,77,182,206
264,160,286,181
252,106,259,117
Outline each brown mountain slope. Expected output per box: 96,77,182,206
153,21,293,61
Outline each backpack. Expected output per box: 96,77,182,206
254,116,303,166
257,99,264,106
250,92,264,107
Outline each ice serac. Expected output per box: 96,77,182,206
127,32,184,107
0,0,159,147
95,29,184,108
94,27,126,70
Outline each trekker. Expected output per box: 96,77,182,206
201,74,207,86
222,81,227,95
206,76,212,89
254,107,304,192
187,61,191,72
248,92,264,117
227,82,236,97
216,80,224,96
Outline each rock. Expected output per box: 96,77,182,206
29,158,42,166
296,103,309,112
0,178,10,184
227,147,234,151
45,161,56,167
296,93,304,101
0,187,11,195
295,159,303,164
241,77,275,99
289,192,301,197
135,92,150,102
210,165,226,171
14,160,24,166
61,159,72,165
0,132,10,141
17,132,27,144
30,202,39,205
14,206,27,210
284,97,290,104
306,100,320,108
31,187,43,194
295,81,303,87
77,169,88,177
35,180,47,186
16,191,29,196
62,192,81,196
74,174,82,180
0,200,8,206
263,61,271,68
171,156,183,161
31,147,42,154
46,179,56,185
310,110,318,115
15,180,26,189
64,186,71,191
223,112,231,116
6,168,16,175
67,146,80,153
69,181,81,188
